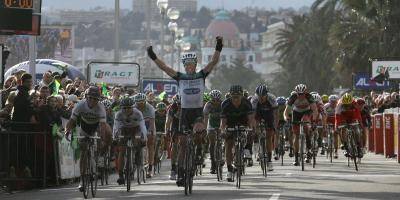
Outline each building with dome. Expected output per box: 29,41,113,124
202,10,260,70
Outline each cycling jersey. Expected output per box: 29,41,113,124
335,100,362,128
71,99,106,134
155,111,166,132
203,101,222,129
137,102,155,133
172,70,209,109
324,102,336,124
167,102,181,133
113,108,147,139
221,97,253,127
287,93,315,112
251,94,277,127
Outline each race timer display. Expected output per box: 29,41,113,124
1,0,33,9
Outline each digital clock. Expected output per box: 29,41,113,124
3,0,33,9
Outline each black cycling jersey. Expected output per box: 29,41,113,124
167,102,181,132
221,97,253,127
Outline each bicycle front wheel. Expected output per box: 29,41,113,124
91,149,98,197
82,150,90,199
300,134,305,171
126,148,132,192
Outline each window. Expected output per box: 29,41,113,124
221,55,226,62
248,55,254,62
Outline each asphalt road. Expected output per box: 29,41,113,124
1,151,400,200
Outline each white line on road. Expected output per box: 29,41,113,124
269,193,280,200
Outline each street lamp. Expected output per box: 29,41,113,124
157,0,169,64
168,21,178,68
175,39,191,72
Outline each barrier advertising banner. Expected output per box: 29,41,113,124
354,73,390,90
142,79,178,96
87,62,140,86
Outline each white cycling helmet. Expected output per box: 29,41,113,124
134,93,146,102
182,53,197,66
329,94,339,102
209,90,222,101
312,93,322,103
294,84,307,94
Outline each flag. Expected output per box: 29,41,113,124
158,91,167,101
101,82,109,97
51,80,61,96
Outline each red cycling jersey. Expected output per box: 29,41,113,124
335,100,362,129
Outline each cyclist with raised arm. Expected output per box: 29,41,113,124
147,36,223,187
284,84,318,166
251,84,278,171
113,97,148,185
165,94,181,180
133,93,156,178
65,86,112,192
220,85,255,182
335,93,363,158
203,90,223,174
324,94,339,158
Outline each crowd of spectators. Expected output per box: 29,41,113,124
368,91,400,114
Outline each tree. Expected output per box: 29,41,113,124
208,58,266,93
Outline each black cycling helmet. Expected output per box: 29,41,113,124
120,97,134,107
255,84,268,96
230,85,243,96
85,86,101,99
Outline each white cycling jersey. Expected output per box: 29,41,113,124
71,99,106,124
113,107,147,140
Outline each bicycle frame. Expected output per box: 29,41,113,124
76,133,100,199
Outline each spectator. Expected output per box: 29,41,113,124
1,75,17,107
12,73,35,123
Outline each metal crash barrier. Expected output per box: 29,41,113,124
0,122,52,191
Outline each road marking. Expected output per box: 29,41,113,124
269,193,280,200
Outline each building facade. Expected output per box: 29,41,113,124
132,0,197,15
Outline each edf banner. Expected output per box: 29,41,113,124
354,73,390,90
142,79,178,96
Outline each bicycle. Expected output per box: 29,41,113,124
310,125,322,168
277,124,286,166
208,127,224,181
227,126,251,189
299,121,311,171
257,123,268,178
338,122,361,171
76,132,100,199
182,130,197,195
99,146,111,186
326,124,335,163
154,132,166,175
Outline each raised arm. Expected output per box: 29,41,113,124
203,36,223,74
147,46,178,78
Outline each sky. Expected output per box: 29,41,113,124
43,0,315,10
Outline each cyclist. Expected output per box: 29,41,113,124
133,93,156,178
102,99,114,127
284,84,318,166
312,93,327,155
165,94,181,180
251,84,278,171
220,85,255,182
276,96,293,157
335,93,363,158
203,90,223,174
355,98,371,154
65,86,112,191
113,97,148,185
155,102,168,162
324,94,339,158
147,36,223,187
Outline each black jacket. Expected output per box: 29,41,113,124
12,85,34,122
